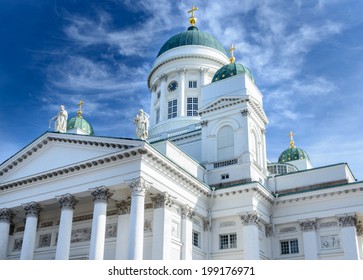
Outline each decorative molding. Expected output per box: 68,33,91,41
318,221,338,228
151,192,174,209
279,226,297,233
321,235,341,249
241,109,250,116
356,221,363,236
0,208,13,223
129,177,151,196
13,238,23,251
105,224,118,238
70,227,92,243
57,193,79,210
239,211,260,226
159,73,168,82
299,219,317,232
200,120,208,127
38,233,52,248
116,199,131,215
178,67,186,76
90,186,113,203
23,202,41,218
144,218,153,232
181,205,195,220
200,67,209,74
219,221,236,228
337,214,357,228
265,224,273,237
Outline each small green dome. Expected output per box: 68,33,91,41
67,116,94,136
157,26,228,57
212,62,255,83
278,146,310,163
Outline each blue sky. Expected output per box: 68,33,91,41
0,0,363,180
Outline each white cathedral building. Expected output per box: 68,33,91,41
0,8,362,260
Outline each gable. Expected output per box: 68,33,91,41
0,132,142,184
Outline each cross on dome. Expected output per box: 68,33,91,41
289,131,295,148
228,44,236,63
188,5,198,26
77,100,84,117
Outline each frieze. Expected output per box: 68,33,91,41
181,205,195,220
105,224,118,238
337,214,357,227
144,218,152,232
23,202,41,218
71,227,92,243
116,200,131,215
151,193,174,209
57,194,79,210
90,186,113,203
73,214,93,223
38,233,52,248
318,221,338,228
321,235,341,249
129,177,151,196
219,221,236,228
13,238,22,251
279,226,297,233
299,219,317,232
40,221,54,228
0,208,13,223
239,211,259,226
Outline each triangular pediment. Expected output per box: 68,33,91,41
199,96,249,114
0,132,142,184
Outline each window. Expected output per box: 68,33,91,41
219,233,237,249
280,239,299,255
193,231,201,248
157,91,161,100
188,80,197,88
221,173,229,180
187,97,198,116
217,126,234,160
168,99,177,119
156,107,160,124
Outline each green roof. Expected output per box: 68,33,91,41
157,26,228,57
278,146,310,163
67,116,94,136
212,62,255,83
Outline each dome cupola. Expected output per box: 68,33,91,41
66,100,94,136
278,131,310,163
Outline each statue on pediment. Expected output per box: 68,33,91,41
49,105,68,133
134,109,149,140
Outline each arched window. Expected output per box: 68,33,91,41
217,125,234,160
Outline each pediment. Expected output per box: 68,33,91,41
0,132,142,184
199,96,249,114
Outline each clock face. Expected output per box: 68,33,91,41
167,80,178,92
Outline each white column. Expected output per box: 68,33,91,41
151,193,173,259
115,199,131,259
128,177,151,260
55,194,78,260
200,67,209,86
0,209,13,260
20,202,41,260
178,68,186,117
89,186,113,260
149,86,157,127
240,211,260,260
159,74,167,122
299,219,318,260
337,214,359,259
181,205,195,260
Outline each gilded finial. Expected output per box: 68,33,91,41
188,5,198,26
228,44,236,63
77,100,84,117
289,131,295,148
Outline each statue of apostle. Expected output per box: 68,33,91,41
49,105,68,133
134,109,149,140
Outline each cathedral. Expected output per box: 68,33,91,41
0,7,362,260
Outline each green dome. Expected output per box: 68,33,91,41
212,62,255,83
67,116,94,136
278,146,310,163
157,26,228,57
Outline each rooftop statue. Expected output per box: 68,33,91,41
49,105,68,133
134,109,149,140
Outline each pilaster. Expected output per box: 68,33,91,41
337,213,359,259
178,68,186,117
240,211,260,260
181,205,195,260
299,218,318,259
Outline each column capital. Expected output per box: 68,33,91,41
151,192,174,209
265,223,273,237
116,199,131,215
337,213,357,227
90,186,113,203
200,120,208,127
151,85,157,93
178,67,186,76
299,218,317,232
241,109,250,117
159,73,168,82
56,193,79,210
181,205,195,220
356,221,363,236
129,177,151,196
239,211,260,226
22,202,41,218
0,208,13,223
200,67,209,74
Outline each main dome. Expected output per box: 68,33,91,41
157,26,228,57
212,62,255,83
278,146,310,163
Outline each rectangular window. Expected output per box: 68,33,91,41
168,99,177,119
280,239,299,255
193,231,201,248
188,80,197,88
219,233,237,250
187,97,198,116
221,173,229,180
156,107,160,124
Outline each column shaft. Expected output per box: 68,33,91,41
240,211,260,260
181,205,194,260
159,75,167,122
0,209,13,260
115,200,131,260
178,69,186,117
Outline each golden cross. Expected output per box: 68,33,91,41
188,5,198,17
77,100,84,117
228,44,236,63
289,131,295,147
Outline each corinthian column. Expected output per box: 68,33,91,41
20,202,41,260
55,194,78,260
337,214,359,259
89,186,113,260
128,177,151,260
299,219,318,259
178,68,186,117
240,211,260,260
181,204,195,260
0,208,13,259
151,193,174,259
159,74,168,122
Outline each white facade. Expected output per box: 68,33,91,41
1,21,363,261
